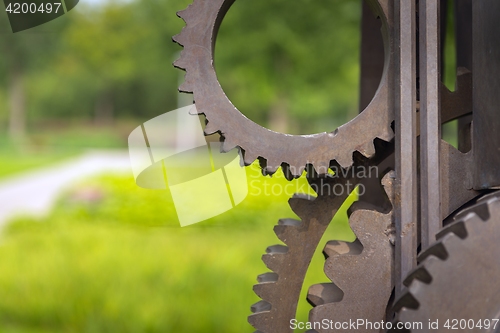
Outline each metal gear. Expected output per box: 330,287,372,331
172,0,473,178
307,172,395,333
172,0,395,176
391,191,500,332
249,141,395,333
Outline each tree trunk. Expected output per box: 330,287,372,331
8,66,26,143
95,91,114,125
268,95,290,134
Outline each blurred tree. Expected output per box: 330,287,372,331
0,0,363,138
64,5,150,124
0,11,66,142
215,0,362,134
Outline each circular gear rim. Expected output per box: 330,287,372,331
172,0,395,176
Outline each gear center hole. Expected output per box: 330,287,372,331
214,0,384,135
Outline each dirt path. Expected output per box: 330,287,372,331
0,150,131,228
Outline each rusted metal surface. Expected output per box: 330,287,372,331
249,143,394,333
172,0,500,331
394,0,417,298
308,172,395,333
392,193,500,332
173,0,394,176
472,0,500,189
419,0,441,249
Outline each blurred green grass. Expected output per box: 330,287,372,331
0,163,356,333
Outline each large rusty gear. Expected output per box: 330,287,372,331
172,0,395,176
171,0,473,178
390,191,500,333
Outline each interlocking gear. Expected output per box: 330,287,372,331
391,191,500,332
249,142,395,333
307,172,395,333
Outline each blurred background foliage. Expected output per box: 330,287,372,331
0,0,363,144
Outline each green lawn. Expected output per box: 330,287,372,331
0,148,75,179
0,164,356,333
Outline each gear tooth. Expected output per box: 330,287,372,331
323,240,362,259
257,272,278,284
265,245,288,255
453,200,492,222
306,283,343,306
378,126,395,142
288,195,315,218
253,282,275,300
359,140,376,158
292,165,306,178
278,218,302,227
291,193,316,201
221,138,237,153
393,291,420,313
274,219,302,244
173,55,189,70
403,266,432,287
417,241,448,263
172,32,187,46
248,311,270,332
261,253,285,272
250,300,271,314
407,278,430,301
347,201,380,216
176,4,196,22
381,171,396,202
476,191,500,204
262,159,280,175
436,220,468,240
179,80,194,93
262,245,287,272
176,8,188,20
203,121,218,135
242,151,258,166
312,161,330,176
336,154,354,169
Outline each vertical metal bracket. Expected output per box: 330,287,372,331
419,0,442,249
394,0,418,297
